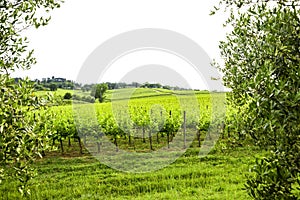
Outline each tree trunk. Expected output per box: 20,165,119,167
68,137,71,147
60,138,64,154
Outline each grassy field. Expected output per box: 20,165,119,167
0,141,262,199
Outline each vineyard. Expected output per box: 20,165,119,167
46,89,226,157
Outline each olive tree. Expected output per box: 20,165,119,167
212,0,300,199
0,0,62,194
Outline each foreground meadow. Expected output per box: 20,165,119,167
1,143,262,199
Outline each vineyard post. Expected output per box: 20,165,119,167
133,126,139,150
170,111,175,140
167,110,172,148
167,133,170,148
141,107,146,143
128,132,132,146
148,130,153,151
197,130,201,147
142,127,146,143
183,111,186,149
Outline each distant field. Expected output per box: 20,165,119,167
35,88,211,100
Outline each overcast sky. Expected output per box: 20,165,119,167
12,0,229,90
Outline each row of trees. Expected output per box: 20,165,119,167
81,81,188,92
36,76,76,90
26,76,76,91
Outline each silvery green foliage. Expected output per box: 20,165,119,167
213,0,300,199
0,0,62,195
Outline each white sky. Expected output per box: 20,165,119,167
12,0,229,89
101,50,208,89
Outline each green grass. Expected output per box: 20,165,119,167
0,143,262,200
